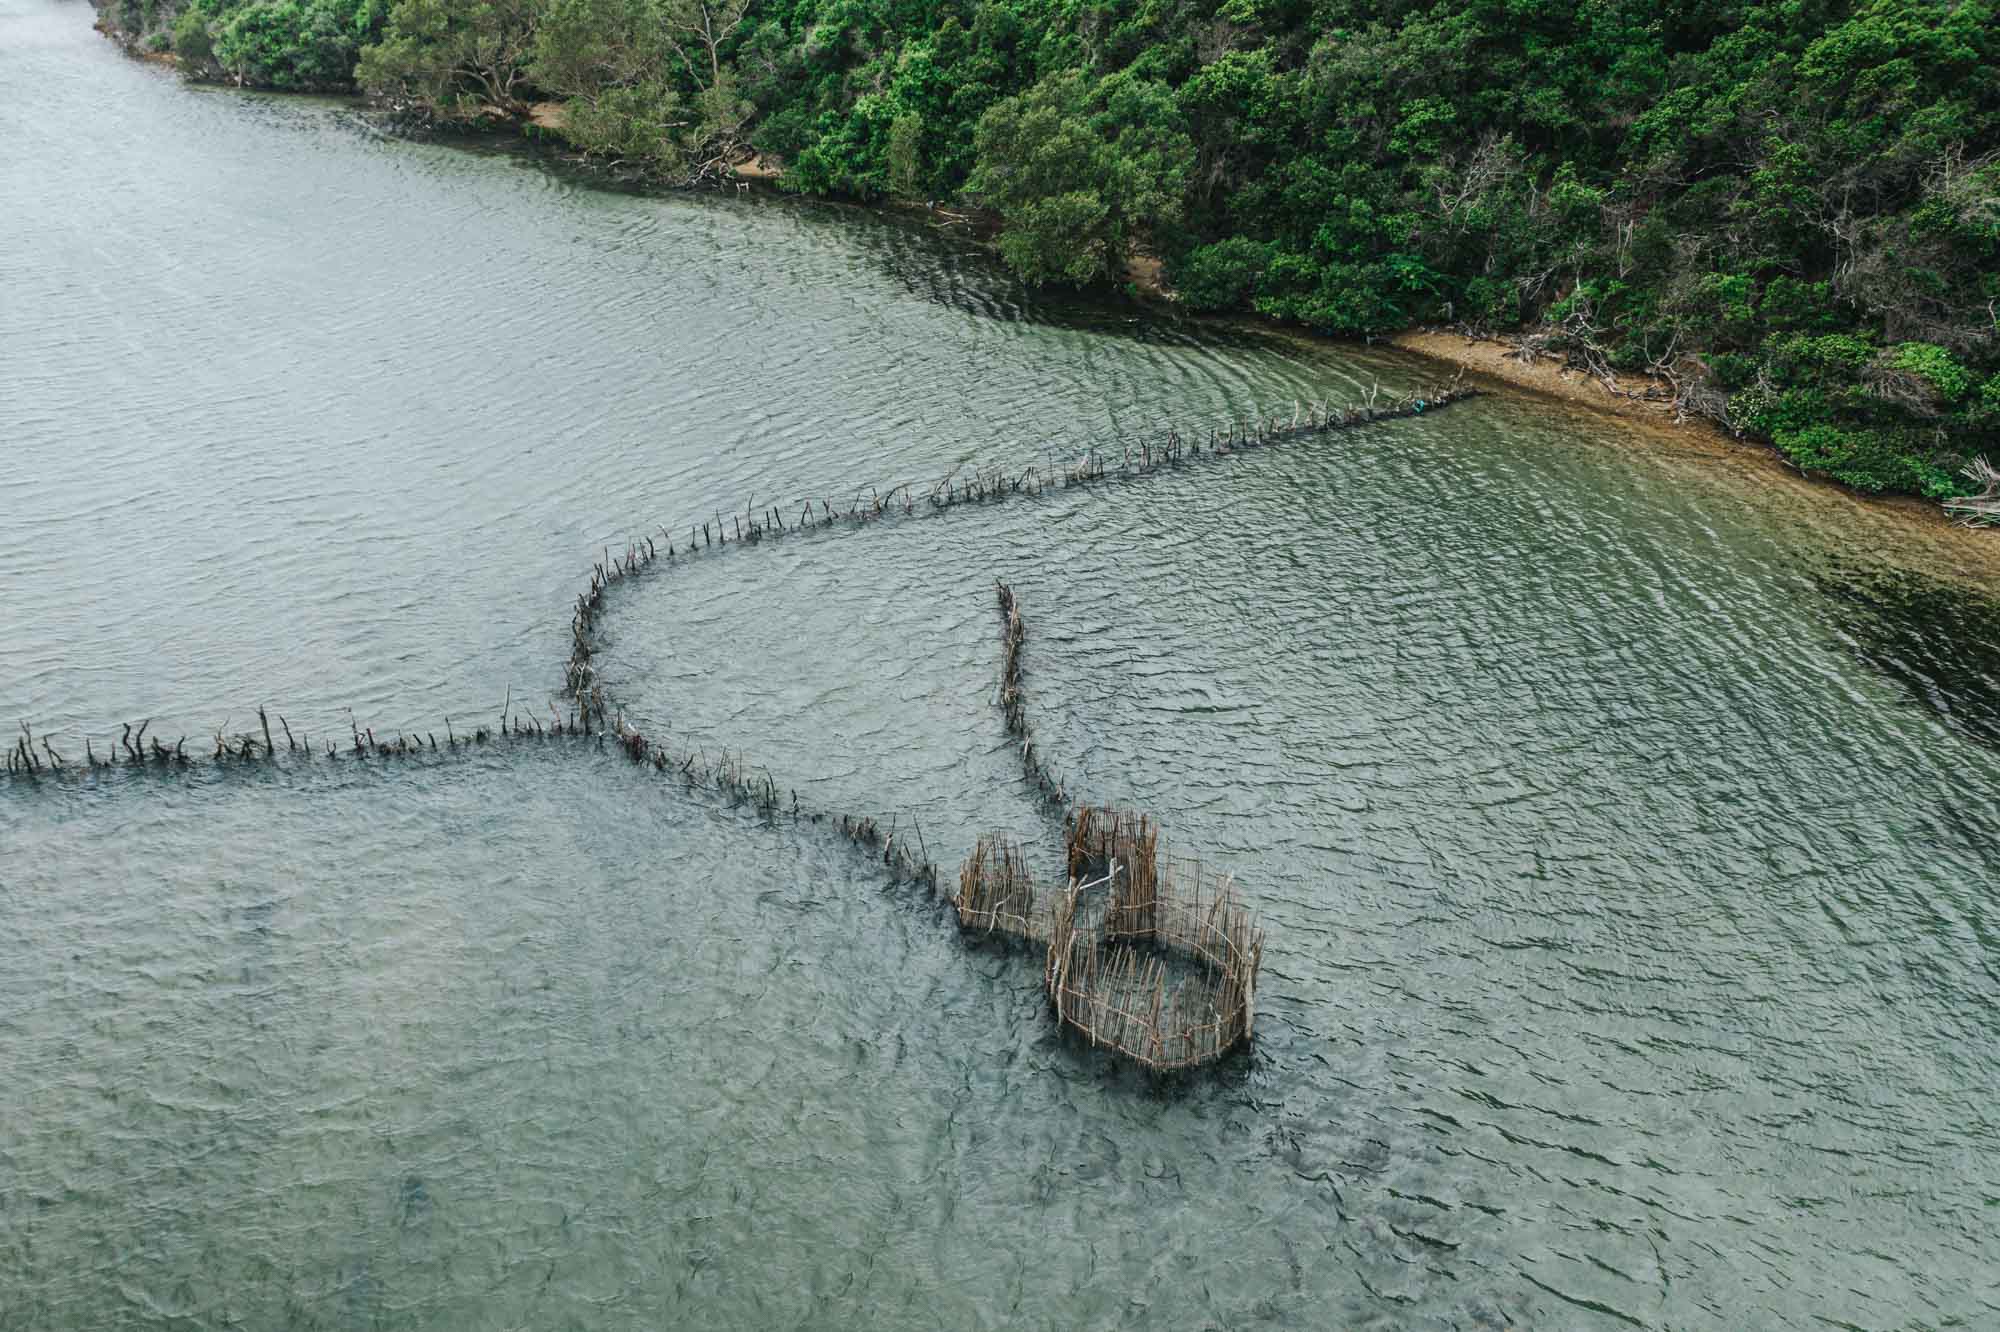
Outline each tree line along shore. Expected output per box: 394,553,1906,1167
94,0,1998,516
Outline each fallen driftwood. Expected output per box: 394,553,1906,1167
1944,457,2000,527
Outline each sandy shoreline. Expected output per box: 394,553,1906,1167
1389,329,1687,426
1387,328,2000,593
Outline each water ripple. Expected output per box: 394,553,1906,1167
4,0,1998,1326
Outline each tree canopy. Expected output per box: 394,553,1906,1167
100,0,2000,502
965,69,1194,284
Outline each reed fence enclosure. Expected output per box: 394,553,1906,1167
956,808,1264,1072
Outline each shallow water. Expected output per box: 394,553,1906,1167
4,1,1999,1327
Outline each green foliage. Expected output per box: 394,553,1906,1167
1253,252,1439,335
1732,332,1985,496
357,0,540,109
1174,236,1275,311
108,0,2000,503
787,96,904,198
171,9,215,66
884,110,922,195
113,0,386,89
995,190,1112,283
525,0,693,166
1767,424,1964,497
965,68,1194,283
526,0,661,97
1888,342,1972,403
212,0,384,89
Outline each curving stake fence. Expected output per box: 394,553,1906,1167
13,384,1483,1075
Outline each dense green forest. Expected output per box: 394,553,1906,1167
99,0,1998,502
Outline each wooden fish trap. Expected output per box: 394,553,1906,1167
1065,805,1158,887
954,832,1046,943
958,813,1265,1071
1043,855,1263,1071
1055,807,1262,1066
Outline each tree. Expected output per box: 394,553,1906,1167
527,0,751,176
659,0,747,94
172,8,216,70
356,0,540,114
209,0,382,90
529,0,687,167
966,69,1194,284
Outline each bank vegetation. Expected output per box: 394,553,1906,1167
95,0,1999,508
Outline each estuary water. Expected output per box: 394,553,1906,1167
4,0,1999,1326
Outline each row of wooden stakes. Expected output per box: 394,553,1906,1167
549,390,1472,1068
13,388,1473,1074
561,379,1480,722
2,705,570,777
995,581,1076,812
8,383,1480,782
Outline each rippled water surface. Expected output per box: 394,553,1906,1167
5,1,1999,1327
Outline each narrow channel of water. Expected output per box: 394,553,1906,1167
4,1,1997,1326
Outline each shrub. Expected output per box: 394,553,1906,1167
1174,237,1275,311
